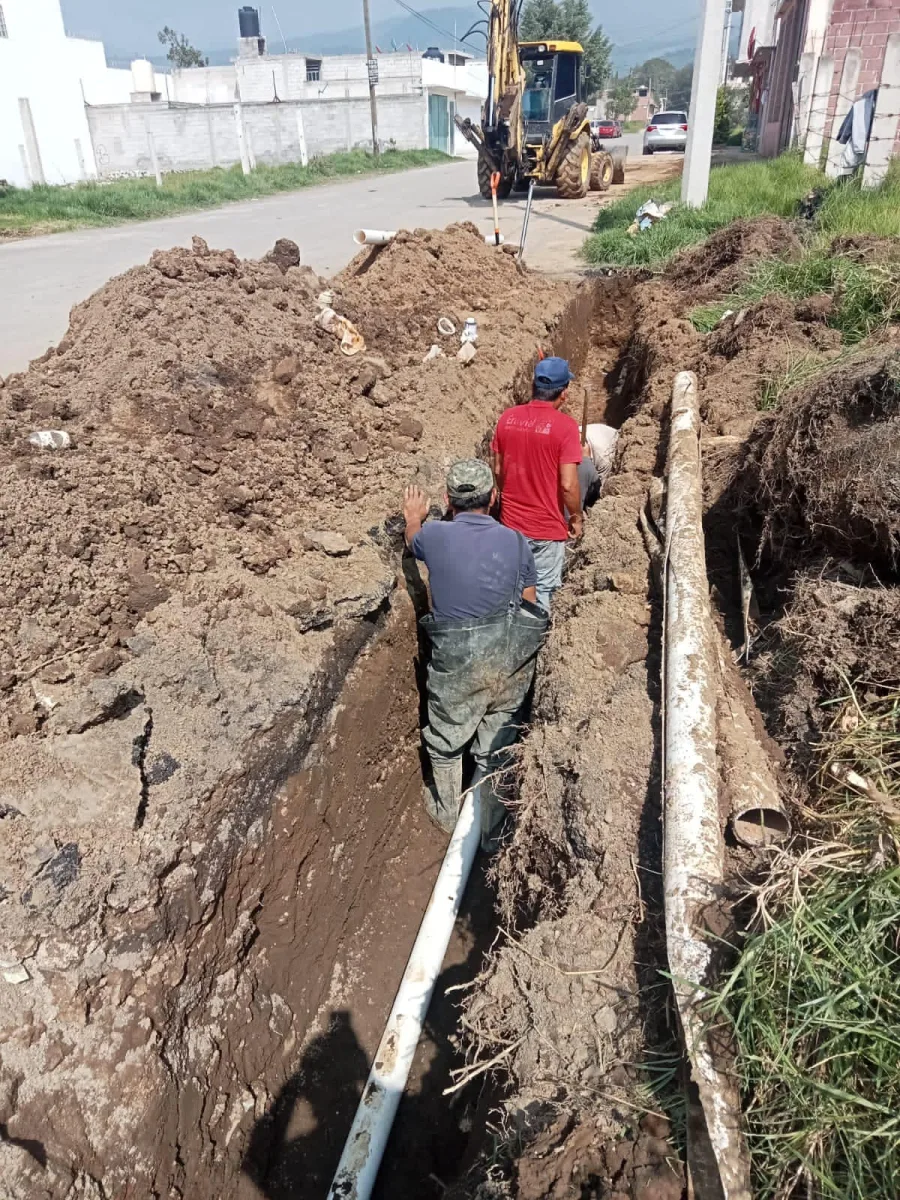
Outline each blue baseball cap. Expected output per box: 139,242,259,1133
534,356,575,389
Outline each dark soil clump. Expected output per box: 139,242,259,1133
757,351,900,569
664,217,801,300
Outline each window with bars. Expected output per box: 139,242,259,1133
0,6,8,37
306,58,321,82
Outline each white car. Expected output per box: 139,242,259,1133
643,111,689,154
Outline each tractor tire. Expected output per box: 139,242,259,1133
555,131,591,200
477,152,513,200
589,150,613,192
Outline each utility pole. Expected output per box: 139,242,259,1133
362,0,380,155
720,0,734,85
681,0,727,207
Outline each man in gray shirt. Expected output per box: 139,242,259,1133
403,460,547,846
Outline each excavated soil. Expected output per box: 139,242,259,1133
452,221,900,1197
3,198,898,1200
0,226,572,1199
663,216,801,301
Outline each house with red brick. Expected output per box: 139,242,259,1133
734,0,900,182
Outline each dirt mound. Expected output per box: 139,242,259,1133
706,294,838,361
754,567,900,753
665,217,801,300
0,227,565,727
0,227,572,1200
333,222,529,357
700,294,842,433
515,1113,683,1200
830,234,900,264
757,351,900,568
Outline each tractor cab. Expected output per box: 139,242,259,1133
520,41,585,144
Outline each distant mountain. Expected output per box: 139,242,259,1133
92,1,731,80
282,6,484,55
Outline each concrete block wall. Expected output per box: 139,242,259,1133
821,0,900,152
86,94,428,178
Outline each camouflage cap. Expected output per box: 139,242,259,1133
446,458,494,501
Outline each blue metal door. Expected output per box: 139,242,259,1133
428,94,451,154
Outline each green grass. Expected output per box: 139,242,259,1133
691,252,900,344
756,346,860,410
582,153,823,268
582,151,900,345
712,687,900,1199
582,153,900,271
0,148,450,237
817,165,900,238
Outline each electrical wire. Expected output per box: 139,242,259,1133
391,0,483,51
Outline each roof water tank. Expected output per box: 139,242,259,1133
131,59,157,93
238,7,261,38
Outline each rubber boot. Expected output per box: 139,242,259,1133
423,756,463,834
479,772,509,854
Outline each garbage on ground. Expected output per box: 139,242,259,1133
423,344,444,363
315,290,335,309
627,200,674,236
437,316,456,337
28,431,71,450
460,318,478,345
316,306,366,357
457,341,477,365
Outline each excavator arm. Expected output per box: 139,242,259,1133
456,0,612,201
454,0,524,195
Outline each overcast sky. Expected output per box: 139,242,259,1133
61,1,483,51
60,0,692,55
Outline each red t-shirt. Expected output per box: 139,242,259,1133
491,400,582,541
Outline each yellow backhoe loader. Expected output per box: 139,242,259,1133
454,1,624,200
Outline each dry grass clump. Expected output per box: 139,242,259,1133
714,684,900,1199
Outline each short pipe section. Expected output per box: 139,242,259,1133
327,775,483,1200
715,633,791,849
353,229,397,246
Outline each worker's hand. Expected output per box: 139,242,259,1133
403,485,430,525
568,512,584,540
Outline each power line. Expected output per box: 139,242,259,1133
391,0,483,51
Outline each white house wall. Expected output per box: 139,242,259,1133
86,95,428,177
0,0,137,186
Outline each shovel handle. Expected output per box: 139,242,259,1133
490,171,501,245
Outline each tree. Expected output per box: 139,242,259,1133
629,56,676,106
519,0,612,99
520,0,558,38
714,85,732,143
607,78,636,121
157,26,208,69
668,63,694,112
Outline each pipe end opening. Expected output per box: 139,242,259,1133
732,808,791,849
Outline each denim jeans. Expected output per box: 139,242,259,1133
527,538,566,611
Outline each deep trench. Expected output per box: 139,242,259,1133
181,279,642,1200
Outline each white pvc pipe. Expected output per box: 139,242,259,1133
353,228,397,246
664,372,751,1199
327,776,483,1200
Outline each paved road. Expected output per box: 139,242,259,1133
1,134,649,377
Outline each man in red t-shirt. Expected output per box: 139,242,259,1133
491,356,583,610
